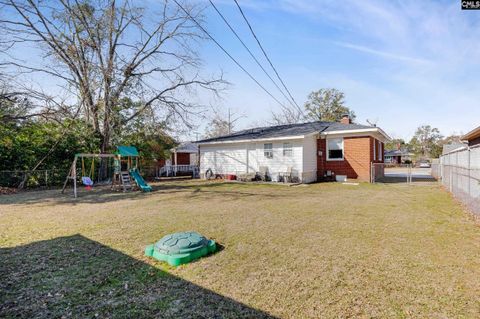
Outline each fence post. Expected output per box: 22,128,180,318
370,163,374,183
468,147,471,197
410,164,413,184
456,152,459,194
440,156,443,181
449,162,453,192
73,157,77,198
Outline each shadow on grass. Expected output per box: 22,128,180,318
0,235,276,319
0,181,283,206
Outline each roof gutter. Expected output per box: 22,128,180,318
197,134,307,145
320,127,391,141
461,126,480,141
197,127,391,146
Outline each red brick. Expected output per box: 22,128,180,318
317,136,383,182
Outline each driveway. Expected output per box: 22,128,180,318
385,167,432,178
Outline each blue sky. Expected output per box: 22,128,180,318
3,0,479,141
193,0,480,141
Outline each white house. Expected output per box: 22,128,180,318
197,116,390,183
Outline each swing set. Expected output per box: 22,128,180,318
81,156,96,190
62,145,152,198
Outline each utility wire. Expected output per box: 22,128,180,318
208,0,296,109
172,0,290,110
232,0,303,114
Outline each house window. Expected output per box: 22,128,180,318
264,143,273,158
373,139,376,161
378,142,382,161
283,142,292,156
327,138,344,160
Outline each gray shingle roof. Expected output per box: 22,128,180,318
171,142,198,153
384,149,413,156
197,121,375,144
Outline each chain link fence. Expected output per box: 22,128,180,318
371,163,413,183
0,166,160,191
372,163,439,184
139,166,159,181
431,159,441,179
0,169,68,189
437,145,480,217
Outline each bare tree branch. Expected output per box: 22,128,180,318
0,0,225,152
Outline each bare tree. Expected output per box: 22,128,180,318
203,107,244,138
0,0,224,152
270,104,304,125
204,114,229,138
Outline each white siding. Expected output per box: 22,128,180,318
199,143,247,175
246,143,258,173
254,139,303,180
200,138,317,182
302,135,318,183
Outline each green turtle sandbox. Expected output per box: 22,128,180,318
145,231,216,266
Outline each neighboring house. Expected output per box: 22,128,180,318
196,115,390,182
461,126,480,146
158,142,199,177
169,142,198,166
384,149,414,164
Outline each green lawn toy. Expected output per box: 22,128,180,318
145,231,216,266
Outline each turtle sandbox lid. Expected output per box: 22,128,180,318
145,231,216,266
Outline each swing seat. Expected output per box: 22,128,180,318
81,176,94,187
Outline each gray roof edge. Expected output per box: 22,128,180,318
197,121,380,144
171,142,198,153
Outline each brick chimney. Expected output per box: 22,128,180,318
340,114,351,124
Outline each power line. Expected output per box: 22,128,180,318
171,0,290,110
208,0,297,109
232,0,303,114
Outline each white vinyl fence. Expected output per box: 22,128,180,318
437,145,480,217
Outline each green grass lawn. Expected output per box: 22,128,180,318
1,181,479,318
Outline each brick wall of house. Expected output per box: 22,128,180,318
317,136,384,181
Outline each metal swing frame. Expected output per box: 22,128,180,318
62,153,117,198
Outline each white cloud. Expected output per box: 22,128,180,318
209,0,480,137
334,42,431,65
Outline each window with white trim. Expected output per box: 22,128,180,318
327,138,344,160
283,142,292,157
373,139,376,161
264,143,273,158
